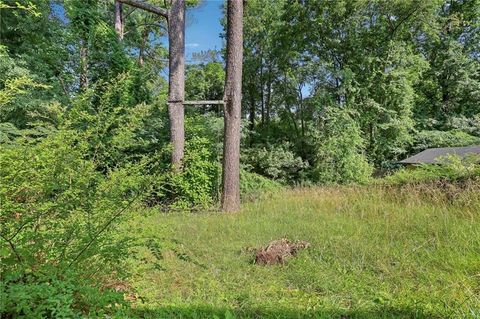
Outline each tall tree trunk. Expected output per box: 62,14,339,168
79,38,89,90
116,0,183,169
260,55,265,126
168,0,185,169
139,27,148,66
221,0,243,212
115,1,124,40
249,83,255,145
265,67,272,125
298,85,305,138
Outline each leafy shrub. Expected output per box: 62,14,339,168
152,136,220,209
242,143,308,183
240,170,282,198
383,155,480,185
66,73,167,171
313,108,373,184
446,115,480,136
0,130,145,317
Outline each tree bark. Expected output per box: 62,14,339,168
221,0,243,212
116,0,186,169
118,0,168,17
115,1,124,40
79,38,89,90
260,55,265,126
266,67,272,125
248,83,255,145
168,0,186,169
139,26,148,66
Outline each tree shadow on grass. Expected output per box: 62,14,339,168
129,304,442,319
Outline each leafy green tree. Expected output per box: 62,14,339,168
313,107,373,184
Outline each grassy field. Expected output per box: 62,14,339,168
122,183,480,318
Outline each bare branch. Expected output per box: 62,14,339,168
117,0,168,18
183,100,225,105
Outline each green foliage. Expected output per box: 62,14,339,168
0,45,54,131
0,1,70,104
242,0,480,170
185,62,225,102
154,137,221,209
1,271,126,319
0,130,146,317
356,43,428,165
67,72,166,169
313,108,373,184
383,155,480,185
0,75,47,106
446,115,480,137
242,143,308,183
0,1,41,16
240,170,282,198
412,130,480,153
2,0,480,315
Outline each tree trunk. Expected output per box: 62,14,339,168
266,68,272,125
298,85,305,138
221,0,243,212
168,0,185,169
79,38,89,90
249,82,255,142
116,0,183,169
139,26,148,66
260,55,265,126
115,1,124,40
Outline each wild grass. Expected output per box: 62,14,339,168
122,182,480,318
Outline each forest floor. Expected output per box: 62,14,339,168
121,185,480,319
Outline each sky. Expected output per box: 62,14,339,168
157,0,224,62
184,0,224,59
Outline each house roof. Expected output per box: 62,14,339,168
399,146,480,164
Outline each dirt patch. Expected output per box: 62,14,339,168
254,238,310,265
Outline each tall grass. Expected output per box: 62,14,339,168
123,182,480,318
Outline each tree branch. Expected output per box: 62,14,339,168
388,7,420,41
183,100,225,105
117,0,168,18
0,233,23,263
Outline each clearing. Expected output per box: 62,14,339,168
122,184,480,318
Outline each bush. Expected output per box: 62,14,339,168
152,136,221,209
383,155,480,185
66,73,168,171
242,143,308,183
0,130,145,317
313,108,373,184
240,170,282,199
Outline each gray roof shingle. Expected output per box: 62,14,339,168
400,146,480,164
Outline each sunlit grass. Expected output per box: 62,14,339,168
123,183,480,318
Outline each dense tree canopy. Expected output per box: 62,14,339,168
2,0,479,182
242,0,480,176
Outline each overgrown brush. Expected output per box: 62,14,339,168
0,131,147,317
